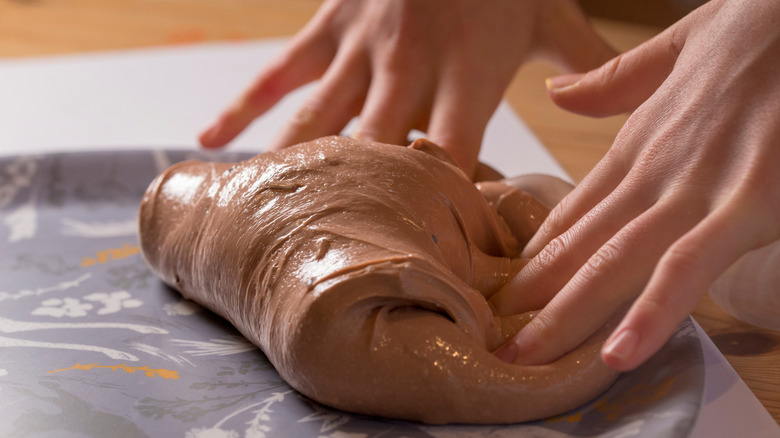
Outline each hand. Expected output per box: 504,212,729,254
198,0,615,175
491,0,780,371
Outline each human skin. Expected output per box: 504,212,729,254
490,0,780,371
198,0,616,177
198,0,780,373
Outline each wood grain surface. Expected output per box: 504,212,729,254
2,0,777,425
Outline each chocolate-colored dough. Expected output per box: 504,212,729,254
138,136,617,424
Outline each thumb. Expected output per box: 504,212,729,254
546,24,688,117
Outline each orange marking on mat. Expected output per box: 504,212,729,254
80,243,140,267
48,363,180,380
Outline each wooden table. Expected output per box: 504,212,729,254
2,0,778,426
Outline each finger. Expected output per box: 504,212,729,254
491,172,658,316
199,27,338,149
520,92,686,259
495,193,705,366
355,73,430,145
534,0,618,73
491,159,664,316
267,42,371,150
490,196,639,315
545,21,689,117
603,195,778,371
425,68,501,177
521,137,645,259
354,65,431,146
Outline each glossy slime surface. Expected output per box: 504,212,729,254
138,137,618,424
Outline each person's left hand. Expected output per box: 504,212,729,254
197,0,616,176
490,0,780,371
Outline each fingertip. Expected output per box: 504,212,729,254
601,328,641,371
547,28,687,117
544,70,618,117
198,121,226,149
424,134,479,178
493,341,517,364
601,302,682,372
426,88,492,178
353,126,406,147
266,103,326,151
202,37,334,151
490,253,565,317
266,130,300,152
198,107,250,149
545,73,584,95
504,322,550,366
494,334,544,366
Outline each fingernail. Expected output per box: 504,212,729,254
545,73,584,93
603,329,639,362
494,342,518,364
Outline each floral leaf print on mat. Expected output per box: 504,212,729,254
171,337,257,357
32,297,92,318
0,273,91,302
83,291,142,315
0,316,167,334
60,218,137,238
3,198,37,243
186,390,294,438
0,335,138,361
3,381,147,437
136,359,287,423
30,291,144,318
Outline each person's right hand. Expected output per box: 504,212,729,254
490,0,780,372
198,0,616,176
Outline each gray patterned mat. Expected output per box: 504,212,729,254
0,150,704,437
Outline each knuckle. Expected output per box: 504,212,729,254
521,311,582,364
582,241,621,281
544,202,569,236
520,316,554,355
536,234,569,271
636,293,669,319
731,165,780,239
376,42,414,72
289,99,326,129
666,25,685,59
600,52,626,87
632,139,665,173
662,243,706,278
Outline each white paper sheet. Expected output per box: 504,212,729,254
0,39,777,437
0,40,569,183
